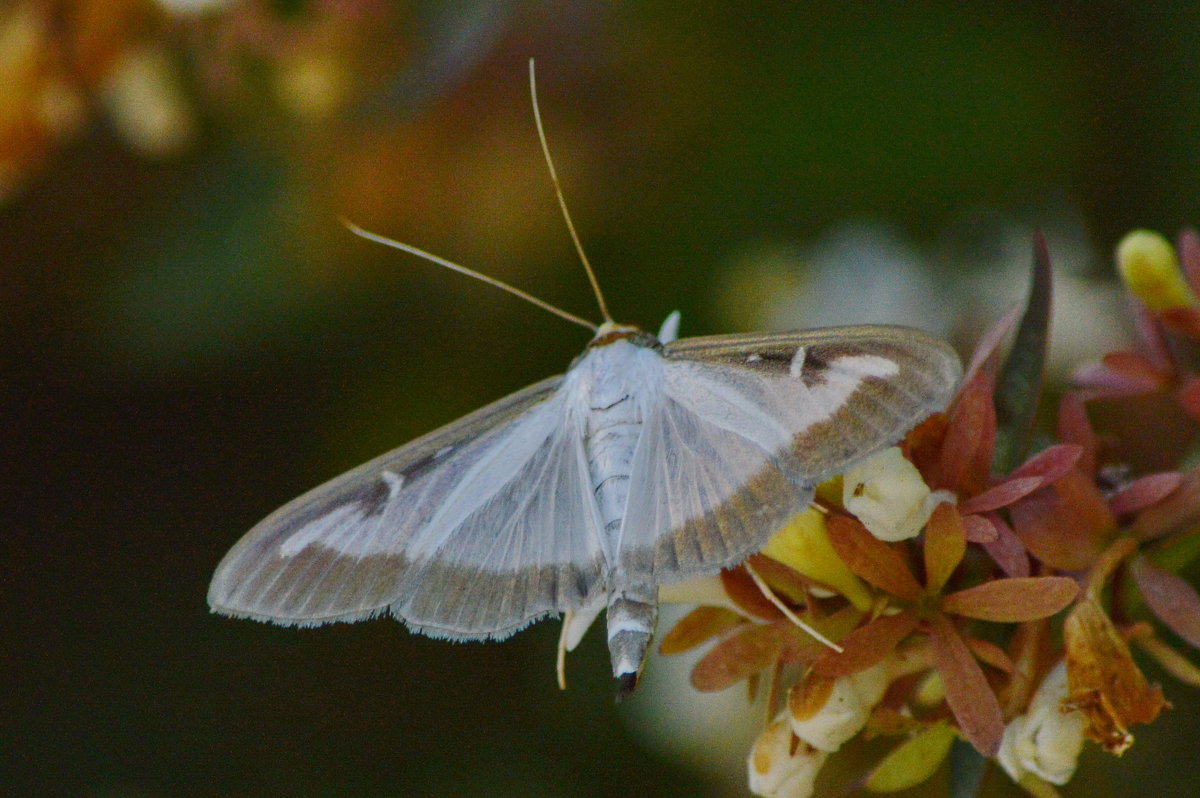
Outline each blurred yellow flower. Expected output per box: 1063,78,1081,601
1116,229,1196,311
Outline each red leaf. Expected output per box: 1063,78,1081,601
962,304,1020,386
1108,472,1184,518
1176,377,1200,422
1131,557,1200,650
962,445,1084,515
826,515,923,601
659,606,745,655
1132,466,1200,540
1181,228,1200,297
1072,351,1166,399
1057,393,1097,476
981,512,1029,577
690,621,788,692
1132,301,1175,371
941,577,1078,622
1160,307,1200,339
964,637,1017,674
904,412,949,481
961,513,998,543
812,609,920,678
924,503,965,594
1008,444,1084,484
938,370,996,495
928,615,1003,756
720,568,783,620
1009,470,1113,570
1101,351,1169,389
746,554,812,603
959,476,1044,515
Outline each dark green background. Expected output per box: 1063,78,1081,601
6,2,1200,796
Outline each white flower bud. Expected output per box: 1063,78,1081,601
843,447,941,542
997,661,1087,786
749,714,828,798
789,661,890,752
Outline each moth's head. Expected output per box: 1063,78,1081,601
589,321,659,350
586,312,681,350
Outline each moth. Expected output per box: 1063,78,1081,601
208,63,962,694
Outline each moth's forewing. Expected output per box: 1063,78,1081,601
208,374,607,638
617,325,961,581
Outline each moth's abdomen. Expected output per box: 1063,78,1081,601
577,339,661,547
568,336,667,687
606,586,657,694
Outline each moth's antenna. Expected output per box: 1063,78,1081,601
528,59,613,324
341,218,599,333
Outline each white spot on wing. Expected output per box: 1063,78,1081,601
278,504,368,556
382,470,405,498
746,353,762,363
789,346,807,378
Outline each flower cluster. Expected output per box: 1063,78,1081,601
661,231,1200,797
0,0,392,202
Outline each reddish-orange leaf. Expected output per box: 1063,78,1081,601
924,503,965,594
720,568,784,620
1009,470,1114,570
826,514,923,600
1180,227,1200,294
1130,557,1200,650
928,614,1003,756
659,606,745,656
1064,597,1167,754
981,512,1030,577
1132,466,1200,540
1100,350,1168,390
1057,393,1097,475
964,636,1017,674
1176,376,1200,422
690,621,789,692
959,476,1044,515
962,304,1020,384
1160,306,1200,339
746,553,812,603
1109,472,1184,518
1008,444,1084,484
938,370,996,495
777,605,868,667
961,513,998,543
941,576,1078,622
812,609,920,678
903,412,949,481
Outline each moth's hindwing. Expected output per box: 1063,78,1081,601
617,325,961,581
207,373,609,640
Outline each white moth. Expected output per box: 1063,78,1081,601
207,62,962,694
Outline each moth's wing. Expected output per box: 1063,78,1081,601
209,374,608,639
620,325,961,581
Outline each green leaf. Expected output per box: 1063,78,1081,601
866,722,956,792
994,231,1053,472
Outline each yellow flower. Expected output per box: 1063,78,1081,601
761,507,871,610
1116,229,1196,311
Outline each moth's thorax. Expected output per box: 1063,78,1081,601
564,338,665,563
